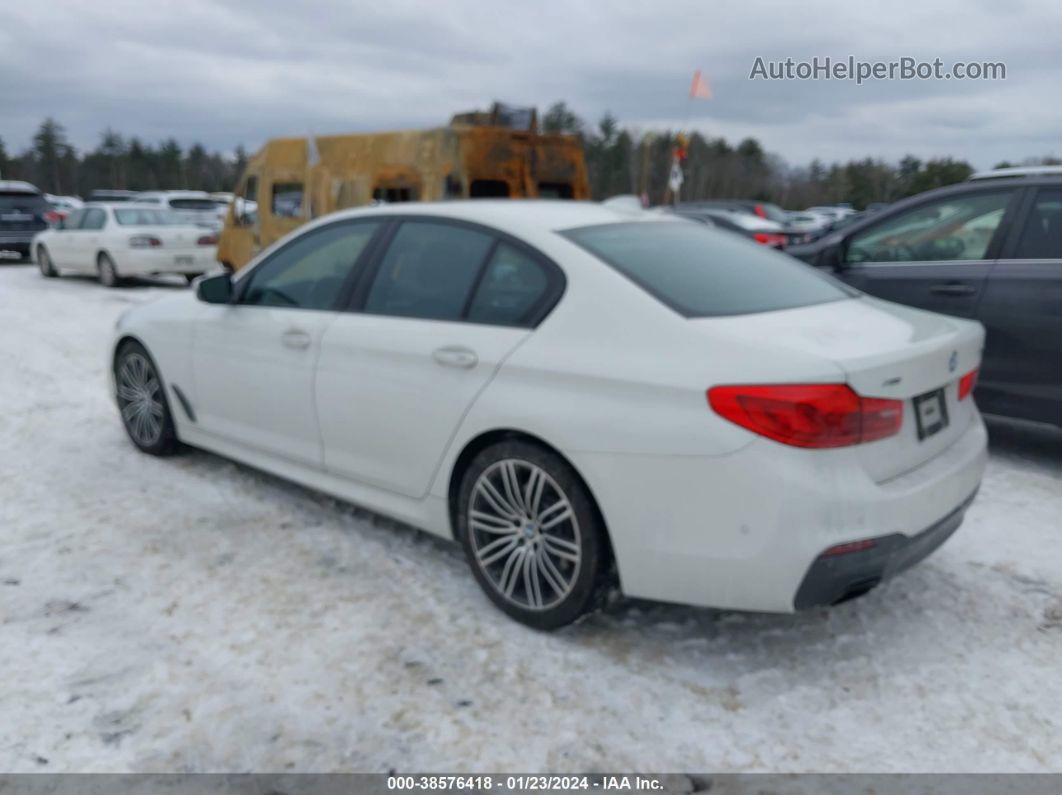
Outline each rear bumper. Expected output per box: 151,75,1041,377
793,488,977,609
0,231,38,255
111,247,217,275
569,412,988,612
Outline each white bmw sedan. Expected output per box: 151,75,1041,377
34,204,218,286
111,201,987,629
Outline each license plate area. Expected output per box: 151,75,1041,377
174,255,194,266
913,387,949,441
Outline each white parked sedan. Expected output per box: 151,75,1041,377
110,201,987,629
34,204,219,286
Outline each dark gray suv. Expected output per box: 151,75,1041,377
0,181,52,261
788,170,1062,428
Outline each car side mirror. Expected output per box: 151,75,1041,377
196,273,233,304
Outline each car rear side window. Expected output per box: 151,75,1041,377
466,243,551,326
240,221,380,310
565,221,853,317
80,208,106,230
363,221,494,321
1011,189,1062,259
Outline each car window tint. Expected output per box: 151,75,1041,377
565,221,853,318
80,208,106,230
466,243,550,326
846,191,1012,264
363,221,493,321
1011,189,1062,259
241,221,380,310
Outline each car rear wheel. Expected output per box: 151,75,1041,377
114,340,178,456
98,252,120,287
37,246,57,278
456,440,610,630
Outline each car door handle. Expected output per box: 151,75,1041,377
281,328,312,349
929,282,976,296
432,346,478,369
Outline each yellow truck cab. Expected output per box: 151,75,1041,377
217,103,590,270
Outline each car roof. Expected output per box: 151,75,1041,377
969,166,1062,181
310,200,680,237
0,180,42,194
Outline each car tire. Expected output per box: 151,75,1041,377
456,439,611,630
114,340,179,456
37,246,58,278
98,252,120,287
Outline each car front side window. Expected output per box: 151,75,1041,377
845,191,1013,264
239,221,381,311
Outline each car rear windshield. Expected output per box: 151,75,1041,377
169,198,218,211
0,192,49,211
564,221,854,317
114,208,185,225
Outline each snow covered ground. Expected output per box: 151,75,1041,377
1,263,1060,774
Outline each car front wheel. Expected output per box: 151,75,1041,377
114,340,178,456
457,440,610,630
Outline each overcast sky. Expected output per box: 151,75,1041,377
2,0,1060,170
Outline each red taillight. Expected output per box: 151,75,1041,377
707,383,903,448
129,235,162,248
752,232,786,248
754,203,767,218
958,368,978,400
822,538,877,557
43,210,62,224
197,233,218,246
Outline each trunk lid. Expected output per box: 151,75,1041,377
692,296,984,482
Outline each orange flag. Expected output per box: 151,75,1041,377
690,69,712,99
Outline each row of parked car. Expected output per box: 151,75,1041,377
670,200,877,249
6,167,1062,432
0,181,234,282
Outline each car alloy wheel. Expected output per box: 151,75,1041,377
117,351,165,448
468,458,583,611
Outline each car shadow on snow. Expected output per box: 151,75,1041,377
160,442,1010,680
983,414,1062,474
56,273,190,290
